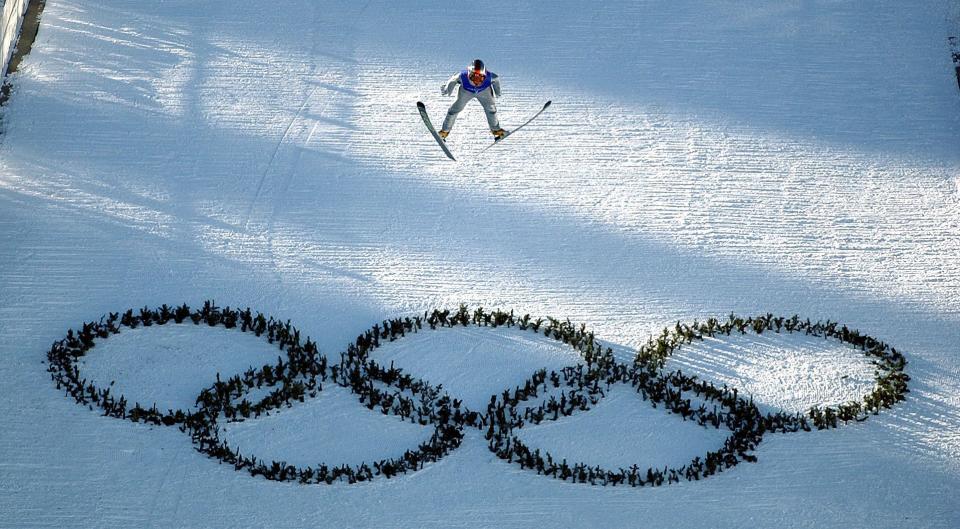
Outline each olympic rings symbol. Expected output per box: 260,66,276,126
47,302,909,487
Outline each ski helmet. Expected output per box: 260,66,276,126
470,59,486,76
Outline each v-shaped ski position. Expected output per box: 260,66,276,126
418,100,552,160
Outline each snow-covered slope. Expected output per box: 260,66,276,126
1,1,959,527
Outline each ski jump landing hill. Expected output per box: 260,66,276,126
2,1,960,528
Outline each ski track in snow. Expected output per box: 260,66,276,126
1,0,960,527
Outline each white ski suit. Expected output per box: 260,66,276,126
440,70,502,133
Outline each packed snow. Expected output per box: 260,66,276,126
1,0,959,527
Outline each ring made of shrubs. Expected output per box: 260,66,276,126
46,302,908,487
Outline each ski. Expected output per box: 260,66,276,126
481,100,552,153
951,36,960,91
417,101,456,161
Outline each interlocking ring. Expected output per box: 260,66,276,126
46,302,909,487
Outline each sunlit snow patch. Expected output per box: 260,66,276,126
666,331,876,415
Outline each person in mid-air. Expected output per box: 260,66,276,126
439,59,506,141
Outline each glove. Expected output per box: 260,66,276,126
440,85,449,96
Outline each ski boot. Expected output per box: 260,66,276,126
492,128,506,141
438,130,449,140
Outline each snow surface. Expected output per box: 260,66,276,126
79,323,287,413
1,0,960,527
667,331,877,415
369,324,585,411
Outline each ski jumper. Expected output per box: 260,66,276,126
440,70,502,132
